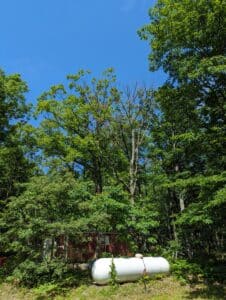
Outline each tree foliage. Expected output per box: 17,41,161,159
0,0,225,287
0,70,35,207
139,0,226,259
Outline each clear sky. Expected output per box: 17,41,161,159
1,0,165,104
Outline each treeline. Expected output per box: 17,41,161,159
0,0,225,286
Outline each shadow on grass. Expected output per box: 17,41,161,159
186,282,226,299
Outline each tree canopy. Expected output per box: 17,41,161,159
0,0,225,288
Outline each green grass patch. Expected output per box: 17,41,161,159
0,276,225,300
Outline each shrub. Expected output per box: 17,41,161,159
7,259,78,287
171,259,203,283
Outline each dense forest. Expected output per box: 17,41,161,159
0,0,225,288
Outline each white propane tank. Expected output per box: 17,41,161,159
91,256,170,285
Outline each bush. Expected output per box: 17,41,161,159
7,259,79,287
171,259,203,283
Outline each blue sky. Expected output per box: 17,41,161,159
1,0,165,104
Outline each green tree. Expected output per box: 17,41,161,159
111,85,156,205
0,171,129,285
0,69,34,205
36,70,159,254
36,69,118,193
139,0,226,259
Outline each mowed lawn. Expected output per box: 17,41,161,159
0,276,225,300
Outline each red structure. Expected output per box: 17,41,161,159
56,233,131,262
0,256,6,266
0,233,131,266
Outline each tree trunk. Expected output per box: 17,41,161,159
179,192,185,212
172,221,178,259
129,129,138,205
93,158,103,194
51,237,55,260
64,235,69,261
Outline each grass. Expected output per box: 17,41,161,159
0,276,225,300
